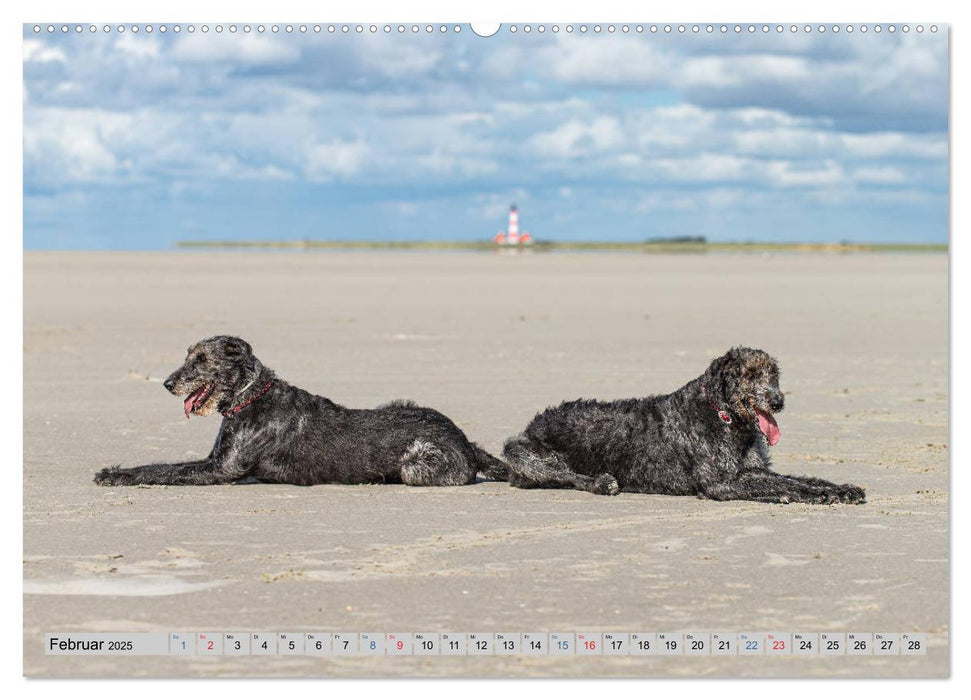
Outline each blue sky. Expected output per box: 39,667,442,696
23,24,948,249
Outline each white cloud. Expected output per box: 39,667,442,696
840,132,946,160
632,105,718,149
356,38,442,79
305,139,370,181
733,127,830,158
23,108,128,182
467,190,529,222
529,116,625,158
23,39,66,63
652,153,754,183
852,166,908,185
535,36,672,87
681,54,811,88
171,34,299,65
765,159,847,187
115,34,160,59
416,150,498,177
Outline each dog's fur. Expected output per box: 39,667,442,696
503,347,866,504
94,336,507,487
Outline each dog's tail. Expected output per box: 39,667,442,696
472,443,509,481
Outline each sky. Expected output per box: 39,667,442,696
23,23,949,249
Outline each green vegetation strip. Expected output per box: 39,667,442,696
175,240,947,253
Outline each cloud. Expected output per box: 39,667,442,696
23,108,129,183
171,33,299,65
23,39,66,63
467,189,529,221
651,153,756,183
840,132,947,159
305,139,370,181
528,116,625,158
765,159,847,187
115,34,160,59
493,32,947,133
852,166,908,184
355,37,442,79
535,36,673,87
680,54,812,88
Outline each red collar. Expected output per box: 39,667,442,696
222,381,273,417
701,381,732,425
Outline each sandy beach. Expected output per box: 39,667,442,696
23,250,948,677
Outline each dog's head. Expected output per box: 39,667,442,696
707,347,784,446
163,336,261,418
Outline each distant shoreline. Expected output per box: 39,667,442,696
173,240,948,253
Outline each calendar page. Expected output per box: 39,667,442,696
22,12,949,679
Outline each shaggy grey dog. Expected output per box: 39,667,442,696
503,347,866,504
95,336,507,487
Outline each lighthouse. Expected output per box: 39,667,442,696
507,205,520,244
494,205,533,245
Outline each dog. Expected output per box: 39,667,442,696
94,336,507,487
503,347,866,504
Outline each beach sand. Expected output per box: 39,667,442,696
23,250,948,677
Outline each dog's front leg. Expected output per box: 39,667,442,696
700,470,865,504
94,458,243,486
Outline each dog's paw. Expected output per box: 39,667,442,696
94,466,132,486
594,473,620,496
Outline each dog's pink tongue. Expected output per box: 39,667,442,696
757,409,781,446
183,395,194,419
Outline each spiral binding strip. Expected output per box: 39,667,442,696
31,24,941,36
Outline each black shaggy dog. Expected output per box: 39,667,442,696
95,336,507,487
504,347,866,504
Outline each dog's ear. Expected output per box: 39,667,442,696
708,348,745,399
737,348,779,379
223,337,253,358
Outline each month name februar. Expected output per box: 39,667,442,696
49,637,104,651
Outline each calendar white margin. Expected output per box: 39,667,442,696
5,0,962,697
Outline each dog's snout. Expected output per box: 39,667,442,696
163,376,177,392
769,392,785,412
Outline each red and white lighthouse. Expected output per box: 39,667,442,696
494,205,532,245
